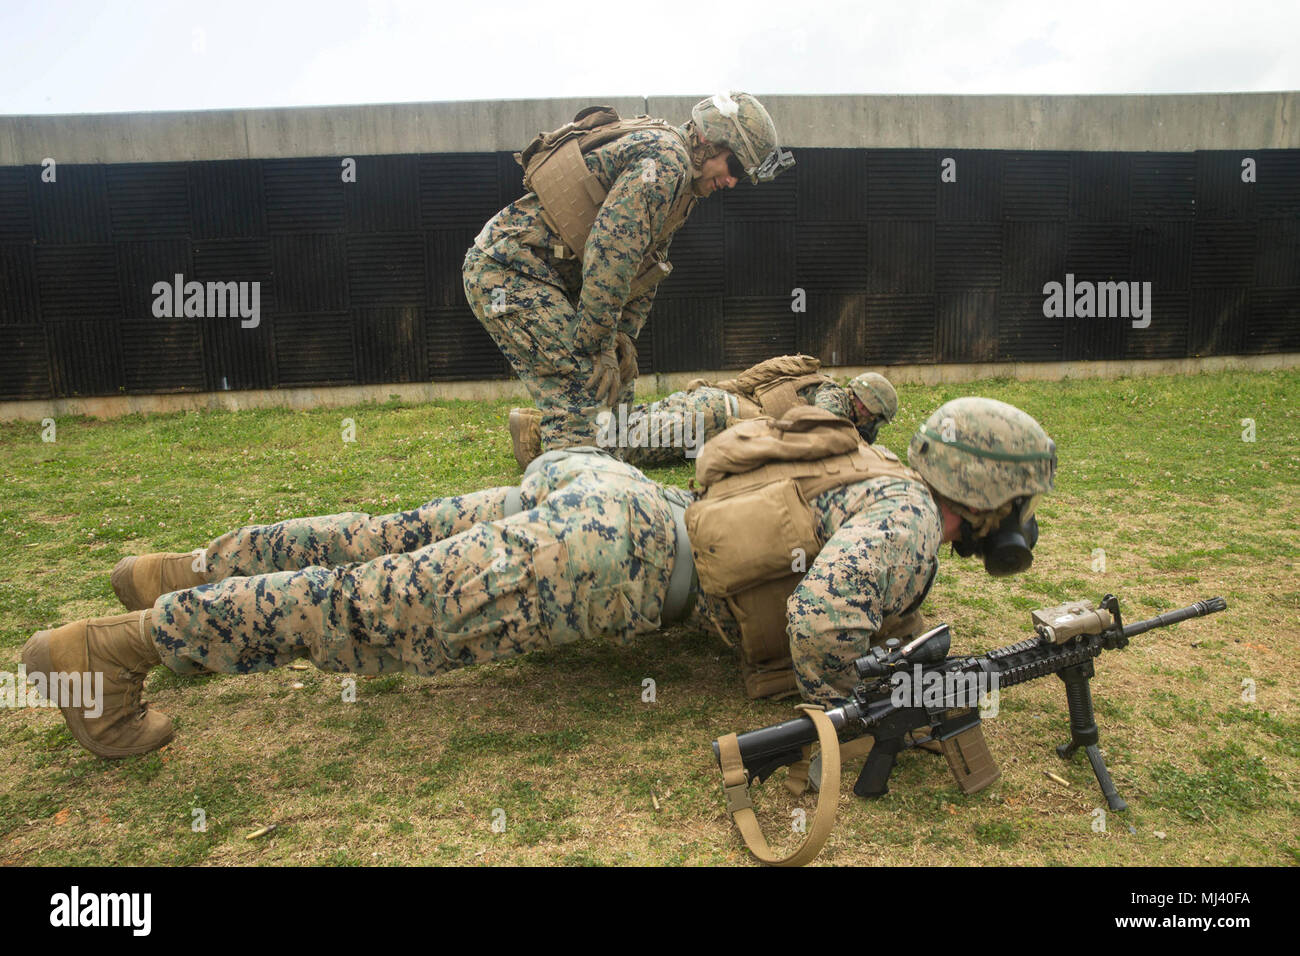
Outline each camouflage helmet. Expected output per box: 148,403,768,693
848,373,898,422
907,397,1056,512
690,92,793,184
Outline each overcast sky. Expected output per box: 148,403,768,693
1,0,1297,115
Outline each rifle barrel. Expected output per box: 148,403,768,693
1121,597,1227,638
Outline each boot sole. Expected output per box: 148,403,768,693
508,409,539,470
21,629,173,760
110,556,146,611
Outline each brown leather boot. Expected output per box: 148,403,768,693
21,610,173,759
507,407,543,470
111,552,208,610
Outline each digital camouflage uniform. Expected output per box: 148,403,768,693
786,474,941,707
147,451,940,714
464,126,697,452
150,452,680,677
27,395,1045,768
609,380,867,468
779,397,1054,706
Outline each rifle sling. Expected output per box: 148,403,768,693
785,735,875,796
716,704,840,866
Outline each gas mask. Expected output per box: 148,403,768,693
952,496,1040,576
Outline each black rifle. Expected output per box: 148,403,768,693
714,595,1227,811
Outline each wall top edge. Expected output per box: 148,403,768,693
1,91,1296,164
3,90,1298,119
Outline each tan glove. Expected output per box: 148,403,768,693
614,332,638,386
586,349,621,408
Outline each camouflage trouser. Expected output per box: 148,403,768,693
150,452,678,677
462,247,633,452
605,386,737,468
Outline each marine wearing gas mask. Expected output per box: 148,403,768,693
25,397,1054,759
788,396,1057,707
908,397,1056,576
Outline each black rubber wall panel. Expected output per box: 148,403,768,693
0,147,1297,400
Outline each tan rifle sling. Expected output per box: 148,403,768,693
716,704,841,866
717,714,945,866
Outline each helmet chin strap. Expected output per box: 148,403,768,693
685,128,729,195
948,498,1013,538
686,128,727,175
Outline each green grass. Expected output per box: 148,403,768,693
1147,744,1277,822
0,369,1296,866
973,820,1020,848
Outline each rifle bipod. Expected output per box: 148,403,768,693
1056,661,1126,811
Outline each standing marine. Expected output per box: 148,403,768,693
464,92,793,457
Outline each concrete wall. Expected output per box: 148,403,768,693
2,92,1297,165
3,92,1296,420
4,352,1296,423
649,94,1300,151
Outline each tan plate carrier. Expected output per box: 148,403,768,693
689,354,840,424
692,405,949,865
517,105,696,299
686,405,924,699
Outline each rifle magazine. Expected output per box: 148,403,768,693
939,724,1002,795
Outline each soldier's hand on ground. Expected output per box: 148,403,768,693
614,332,638,385
587,349,622,407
